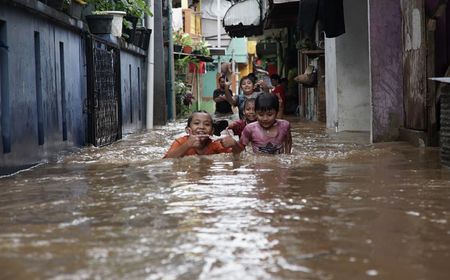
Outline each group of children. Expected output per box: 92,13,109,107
163,74,292,159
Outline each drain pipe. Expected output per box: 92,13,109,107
167,0,175,120
146,0,154,129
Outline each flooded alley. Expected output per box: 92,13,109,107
1,119,450,280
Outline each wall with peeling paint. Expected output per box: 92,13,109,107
369,0,404,142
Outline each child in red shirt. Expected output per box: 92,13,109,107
164,111,240,158
228,98,256,138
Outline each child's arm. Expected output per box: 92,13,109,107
283,130,292,154
164,134,207,158
227,120,237,130
224,82,236,106
213,89,226,103
220,129,244,154
273,91,284,119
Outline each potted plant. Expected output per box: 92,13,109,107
133,27,152,50
40,0,66,11
69,0,87,19
174,80,193,117
172,29,184,52
172,30,193,53
85,0,126,37
115,0,153,42
193,39,210,56
181,33,193,54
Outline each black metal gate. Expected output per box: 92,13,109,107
86,36,122,147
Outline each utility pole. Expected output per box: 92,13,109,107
216,0,221,74
145,0,154,129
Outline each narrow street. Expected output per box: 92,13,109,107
1,119,450,279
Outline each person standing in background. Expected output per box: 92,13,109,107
213,76,234,118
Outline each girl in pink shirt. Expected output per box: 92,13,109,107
237,93,292,154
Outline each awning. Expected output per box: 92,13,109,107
264,0,299,29
223,0,265,38
297,0,345,38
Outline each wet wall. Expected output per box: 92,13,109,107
0,3,86,171
0,1,151,174
336,0,371,132
369,0,403,142
426,0,450,76
120,51,146,134
325,0,371,133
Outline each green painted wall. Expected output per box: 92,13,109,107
200,63,217,114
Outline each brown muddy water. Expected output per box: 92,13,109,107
1,119,450,280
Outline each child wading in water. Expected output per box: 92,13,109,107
227,98,256,138
225,75,261,120
163,111,240,158
236,93,292,154
225,75,283,120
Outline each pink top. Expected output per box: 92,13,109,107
240,120,291,154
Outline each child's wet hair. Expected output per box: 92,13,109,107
187,110,212,127
244,98,255,109
255,93,279,112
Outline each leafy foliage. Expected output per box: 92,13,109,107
87,0,152,17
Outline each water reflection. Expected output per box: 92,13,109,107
1,119,450,279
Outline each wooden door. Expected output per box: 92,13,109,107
402,0,427,130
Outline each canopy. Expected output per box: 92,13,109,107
223,0,265,37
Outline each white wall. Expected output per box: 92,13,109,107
325,38,338,129
325,0,371,132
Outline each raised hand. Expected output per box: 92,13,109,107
220,129,237,148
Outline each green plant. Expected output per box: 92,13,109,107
172,30,192,47
175,55,199,72
62,0,72,12
174,80,192,117
86,0,116,11
87,0,152,17
116,0,153,18
193,39,210,56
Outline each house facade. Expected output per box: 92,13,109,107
0,0,155,174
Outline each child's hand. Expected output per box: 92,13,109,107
220,129,237,148
257,80,271,92
186,128,210,148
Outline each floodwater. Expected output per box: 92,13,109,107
1,119,450,280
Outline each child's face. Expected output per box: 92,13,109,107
187,113,213,136
244,102,256,122
219,78,226,89
240,79,255,95
256,109,277,129
271,78,279,86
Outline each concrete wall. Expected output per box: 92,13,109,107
369,0,403,142
0,1,150,173
325,39,338,129
0,3,86,170
326,0,371,133
120,51,146,134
